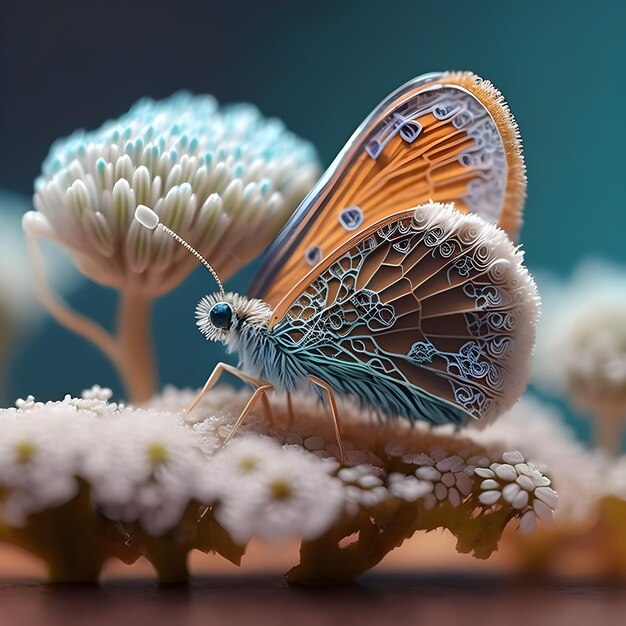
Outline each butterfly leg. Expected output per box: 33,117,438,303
223,383,274,444
186,361,273,422
286,392,295,424
307,375,345,464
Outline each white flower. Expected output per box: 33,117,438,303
25,92,320,292
81,384,113,402
213,435,344,543
387,473,433,503
337,464,389,513
22,95,320,403
3,392,211,535
14,395,44,411
403,449,475,509
0,407,92,525
475,394,608,523
532,260,626,416
209,434,282,479
474,450,557,532
63,385,121,416
82,410,209,536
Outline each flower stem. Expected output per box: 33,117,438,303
132,532,191,585
0,481,140,583
27,233,160,404
595,408,623,456
288,502,418,584
117,290,156,404
124,504,203,584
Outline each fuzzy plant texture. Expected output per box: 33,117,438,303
0,384,557,585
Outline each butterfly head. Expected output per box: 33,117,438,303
196,292,272,346
132,205,272,346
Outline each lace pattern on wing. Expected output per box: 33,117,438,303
272,202,538,423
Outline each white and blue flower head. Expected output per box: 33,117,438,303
26,91,320,293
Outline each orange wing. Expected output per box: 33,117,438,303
249,71,525,309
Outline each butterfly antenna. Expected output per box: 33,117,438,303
134,205,225,297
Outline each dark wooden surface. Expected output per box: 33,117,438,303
0,574,624,626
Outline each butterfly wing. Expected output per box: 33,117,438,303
250,71,526,308
269,202,538,425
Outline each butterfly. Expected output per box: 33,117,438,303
135,71,539,461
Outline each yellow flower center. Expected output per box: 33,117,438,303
238,456,258,473
15,441,36,463
146,442,169,465
270,479,293,501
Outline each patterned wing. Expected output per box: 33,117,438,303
269,202,539,426
250,71,526,308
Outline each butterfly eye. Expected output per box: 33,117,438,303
209,302,233,330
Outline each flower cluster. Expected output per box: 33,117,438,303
475,394,606,522
26,92,320,292
475,451,556,533
532,260,626,453
0,385,556,584
472,393,626,578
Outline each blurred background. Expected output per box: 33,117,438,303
0,0,624,443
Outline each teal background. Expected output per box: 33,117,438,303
0,0,624,442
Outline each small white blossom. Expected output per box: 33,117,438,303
63,386,120,416
474,449,557,532
0,408,91,525
15,395,44,411
213,436,343,543
475,394,608,523
387,473,433,503
82,411,209,536
404,451,473,509
81,384,113,402
337,464,389,514
210,434,283,479
533,260,626,417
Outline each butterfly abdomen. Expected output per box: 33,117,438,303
235,313,449,424
289,347,472,426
